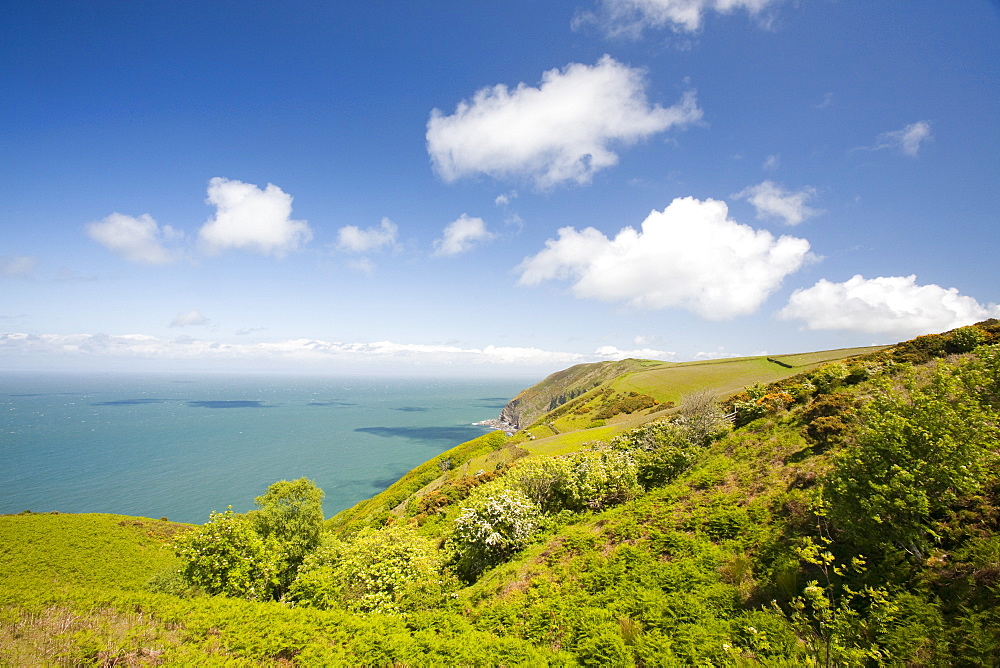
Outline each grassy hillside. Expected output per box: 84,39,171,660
0,513,187,596
336,345,887,515
1,322,997,665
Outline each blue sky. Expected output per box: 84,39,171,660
2,0,998,377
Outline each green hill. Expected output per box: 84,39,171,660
1,322,998,665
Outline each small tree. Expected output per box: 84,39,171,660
675,390,731,446
252,477,325,591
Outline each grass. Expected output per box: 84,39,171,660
521,424,619,457
0,513,194,664
614,347,886,404
0,512,189,596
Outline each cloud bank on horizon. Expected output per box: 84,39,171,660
0,331,675,373
2,1,997,374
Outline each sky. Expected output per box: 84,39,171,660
2,0,998,378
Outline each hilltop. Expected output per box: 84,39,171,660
1,321,998,665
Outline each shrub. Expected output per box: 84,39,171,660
802,392,855,450
508,450,641,514
289,526,446,614
173,509,282,601
947,326,987,354
634,445,697,490
674,391,731,446
449,489,541,581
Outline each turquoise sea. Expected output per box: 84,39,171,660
0,372,530,524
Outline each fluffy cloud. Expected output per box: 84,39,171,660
779,274,1000,337
517,196,812,319
576,0,781,36
0,331,672,371
86,213,181,265
427,56,702,188
337,217,398,253
433,215,494,257
734,180,820,226
0,255,37,277
170,310,209,327
870,121,933,157
198,177,312,257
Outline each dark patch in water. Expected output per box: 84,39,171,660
92,398,166,406
370,476,401,490
356,425,490,443
188,400,269,409
393,406,429,412
307,401,357,407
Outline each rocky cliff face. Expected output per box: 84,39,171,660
497,398,522,432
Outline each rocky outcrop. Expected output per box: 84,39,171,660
474,398,521,435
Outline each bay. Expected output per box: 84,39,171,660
0,372,529,524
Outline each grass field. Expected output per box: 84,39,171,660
614,346,887,404
0,512,189,596
513,346,887,454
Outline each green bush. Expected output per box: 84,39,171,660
173,509,282,601
289,525,447,614
825,360,999,557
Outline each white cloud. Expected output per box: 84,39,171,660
778,274,1000,338
0,255,37,277
198,177,312,257
734,180,820,226
433,214,494,257
0,331,679,371
495,190,518,207
575,0,782,37
170,310,209,327
517,196,812,320
86,213,181,265
594,345,673,360
864,121,932,157
337,217,398,253
762,154,780,170
426,55,702,188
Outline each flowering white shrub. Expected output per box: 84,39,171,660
449,489,541,580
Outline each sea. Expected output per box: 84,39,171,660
0,372,531,524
